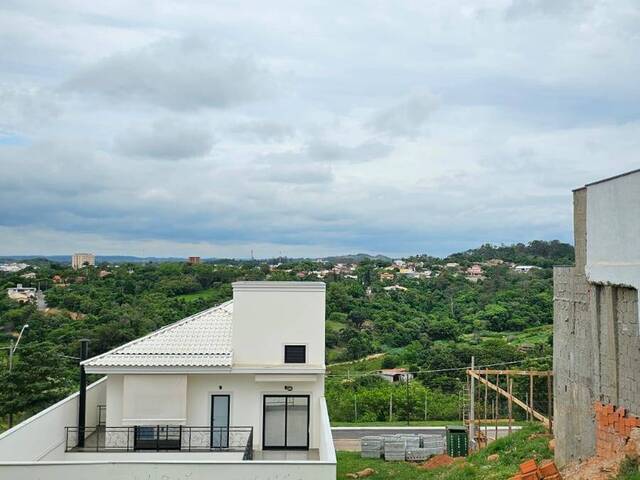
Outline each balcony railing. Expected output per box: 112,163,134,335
65,425,253,459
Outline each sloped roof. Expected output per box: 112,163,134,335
82,301,233,369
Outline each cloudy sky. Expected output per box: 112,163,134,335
1,1,639,258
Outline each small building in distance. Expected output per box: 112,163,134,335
465,264,485,282
513,265,540,273
72,253,95,270
0,263,28,273
7,284,36,303
383,285,407,292
377,368,414,383
187,256,201,265
485,258,504,266
379,272,395,282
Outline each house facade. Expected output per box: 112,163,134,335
0,281,336,479
6,284,36,303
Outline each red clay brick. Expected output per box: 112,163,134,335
539,460,559,477
519,459,538,474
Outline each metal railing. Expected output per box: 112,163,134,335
65,425,254,459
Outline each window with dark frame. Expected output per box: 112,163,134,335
284,345,306,364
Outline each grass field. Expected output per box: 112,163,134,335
616,459,640,479
336,423,553,480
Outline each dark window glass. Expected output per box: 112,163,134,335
284,345,306,363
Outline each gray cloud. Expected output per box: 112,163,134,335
63,36,273,111
115,118,215,160
306,140,392,163
505,0,594,21
0,86,60,133
228,121,295,142
2,1,640,257
259,162,333,185
369,93,439,137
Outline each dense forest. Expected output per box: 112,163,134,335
0,240,571,428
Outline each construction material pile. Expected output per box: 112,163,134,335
510,458,562,480
360,434,446,461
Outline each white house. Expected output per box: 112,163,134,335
7,284,36,303
513,265,541,273
0,281,336,480
376,368,414,383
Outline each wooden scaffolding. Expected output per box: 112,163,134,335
466,368,553,450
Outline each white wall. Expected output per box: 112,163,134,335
106,375,123,428
122,374,187,425
585,171,640,320
318,398,336,464
232,282,326,367
105,373,325,450
0,378,107,461
0,461,336,480
63,451,243,461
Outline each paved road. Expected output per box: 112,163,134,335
332,427,448,439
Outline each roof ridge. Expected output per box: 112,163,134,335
82,300,233,366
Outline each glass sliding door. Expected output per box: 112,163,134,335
263,395,309,449
211,395,230,448
263,396,287,447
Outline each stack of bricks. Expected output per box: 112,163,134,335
595,401,640,457
509,459,562,480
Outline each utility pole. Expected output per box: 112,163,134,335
405,374,410,426
7,324,29,428
354,394,358,422
7,339,14,428
78,339,89,448
389,393,393,422
424,391,428,421
469,356,475,451
8,339,14,373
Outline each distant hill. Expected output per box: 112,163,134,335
444,240,574,267
0,242,570,267
321,253,392,264
0,255,191,265
0,253,393,265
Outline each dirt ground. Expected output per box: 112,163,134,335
561,453,624,480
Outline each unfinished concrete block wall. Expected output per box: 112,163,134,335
553,266,596,466
611,286,640,413
554,183,640,468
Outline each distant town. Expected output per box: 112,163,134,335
2,252,545,306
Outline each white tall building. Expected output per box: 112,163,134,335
72,253,95,270
0,281,336,480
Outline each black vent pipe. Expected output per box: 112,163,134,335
77,339,89,448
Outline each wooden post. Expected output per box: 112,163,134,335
529,374,534,416
495,374,499,442
525,393,529,421
508,377,513,435
405,373,410,426
469,357,475,450
484,370,488,442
